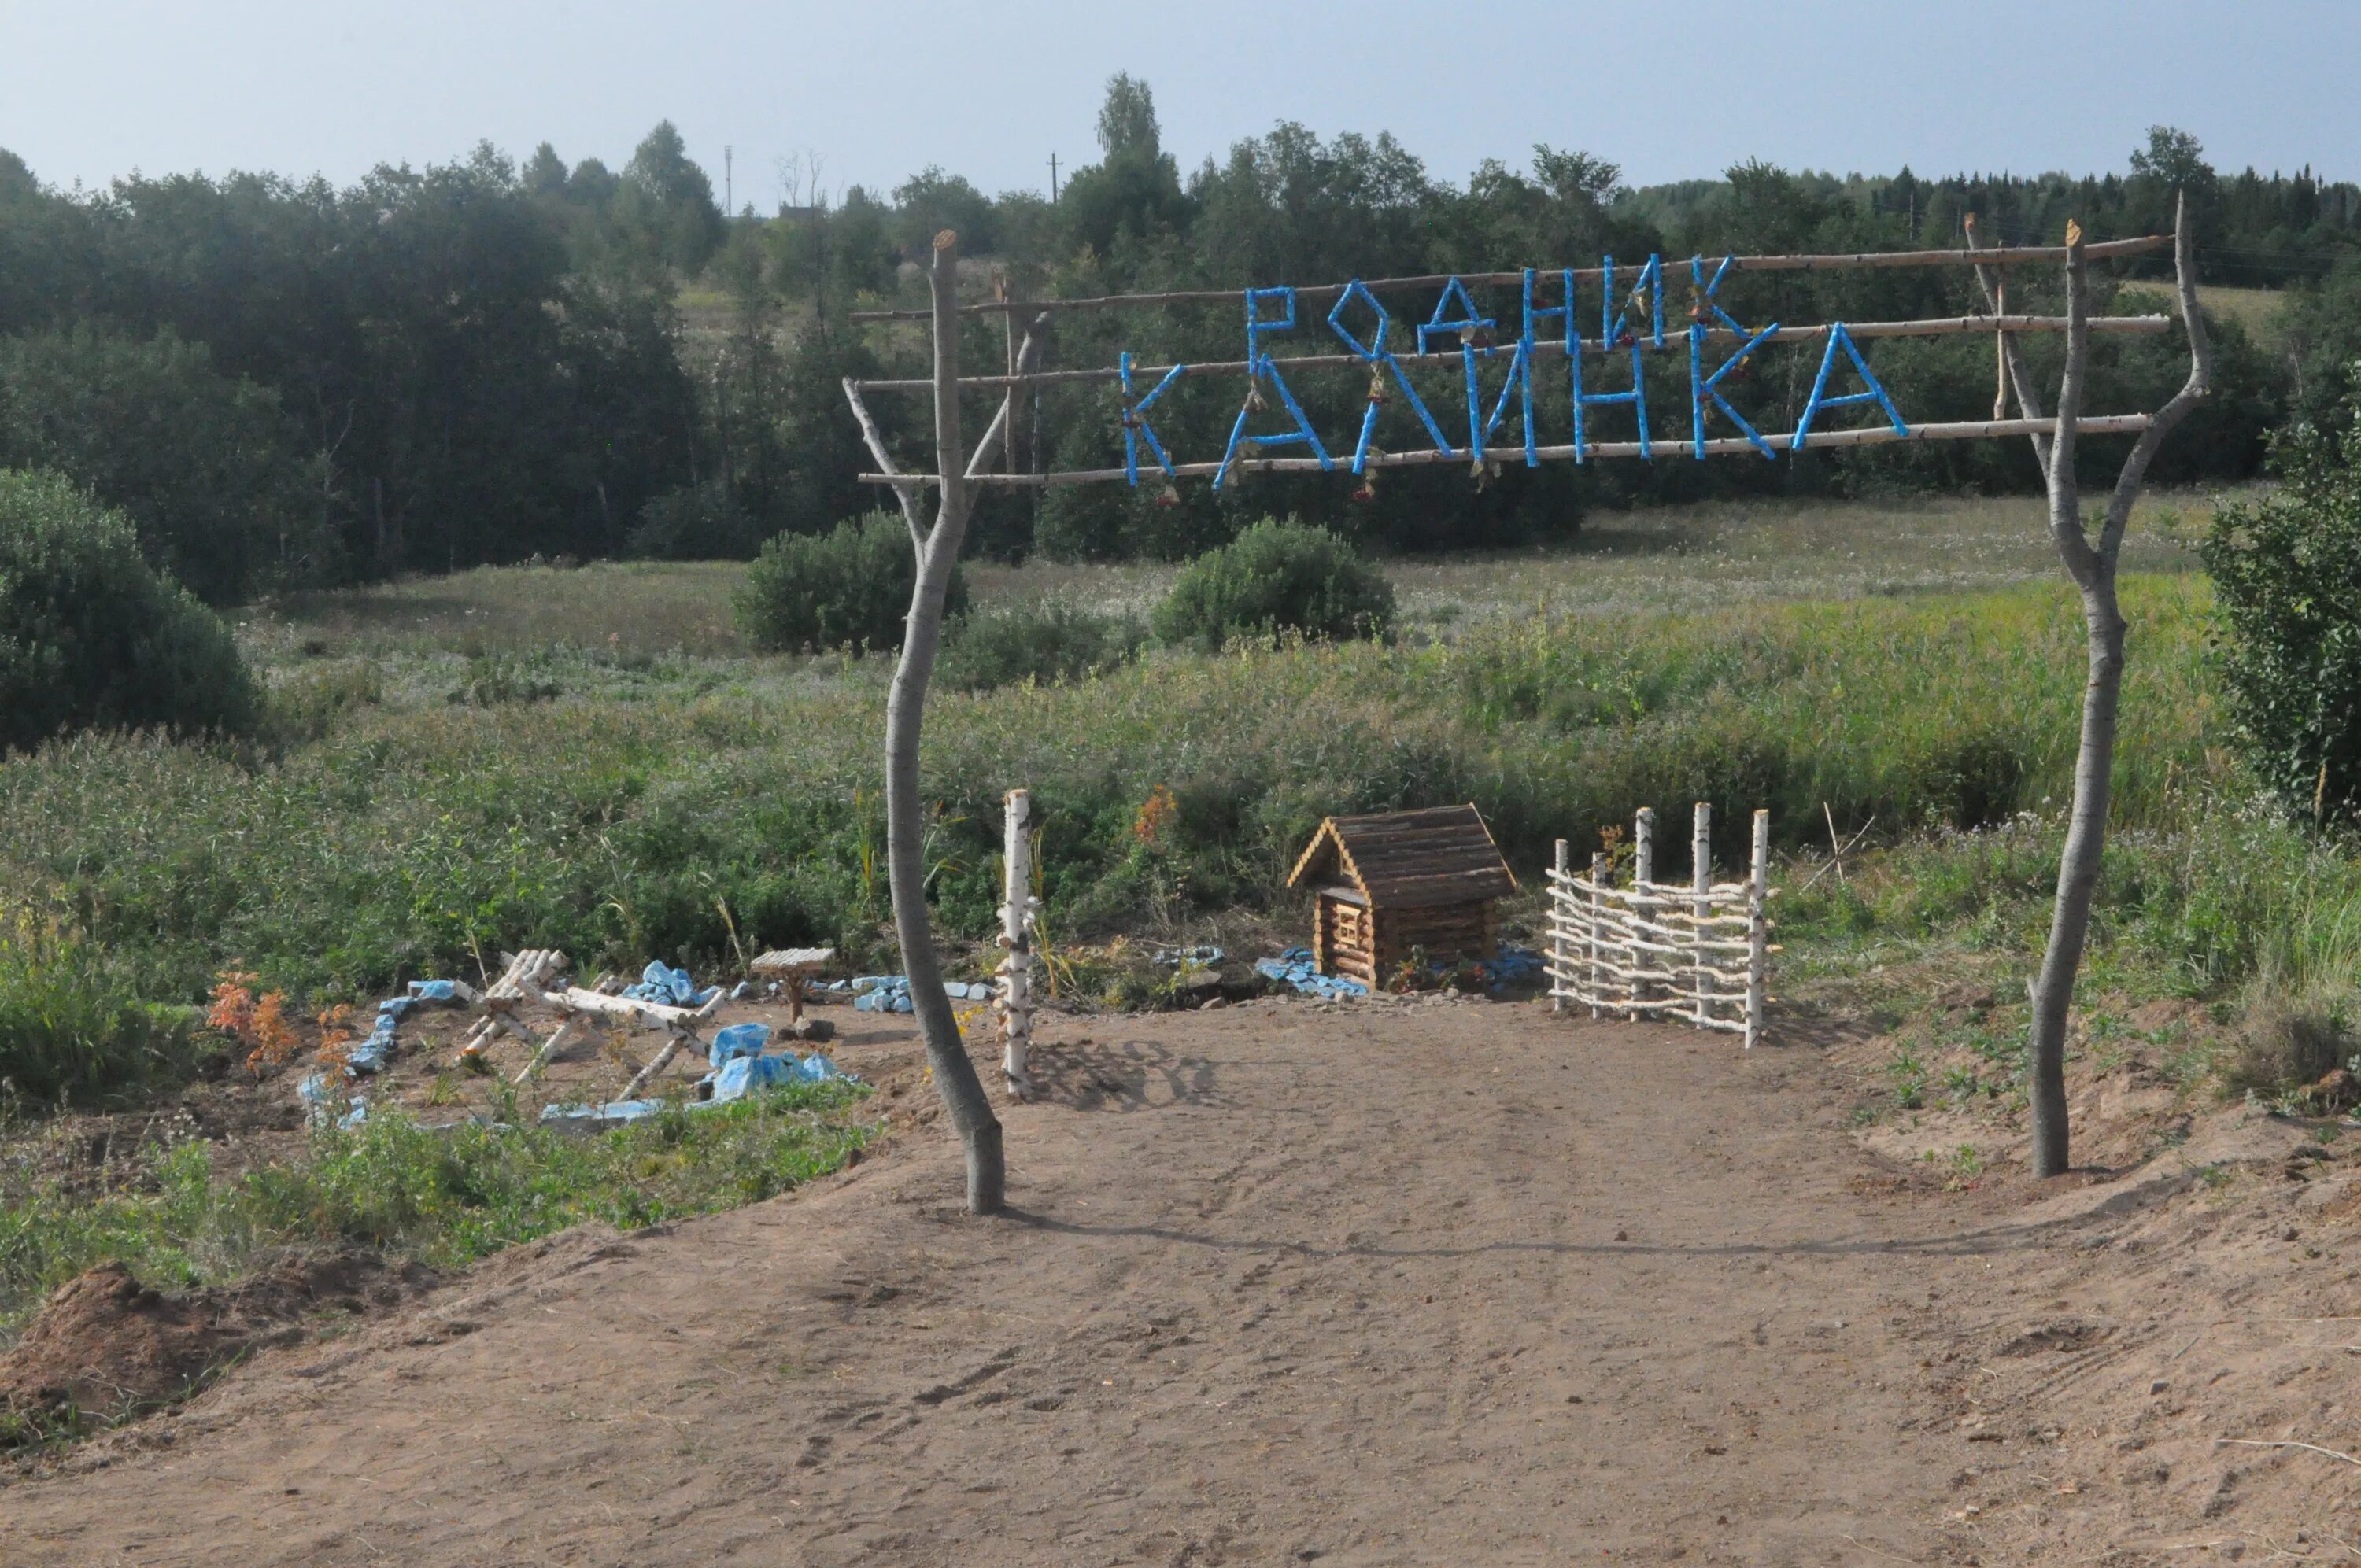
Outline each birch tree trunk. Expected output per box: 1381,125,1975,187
2021,197,2212,1178
884,232,1005,1213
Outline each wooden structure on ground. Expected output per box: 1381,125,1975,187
541,984,726,1100
751,946,837,1029
1287,805,1516,987
839,202,2211,1183
449,948,568,1078
1543,804,1775,1048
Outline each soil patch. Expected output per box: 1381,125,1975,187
2,998,2356,1564
0,1252,435,1436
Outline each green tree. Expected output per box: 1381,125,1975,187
2129,125,2218,233
1059,74,1192,258
522,142,570,198
1096,72,1159,160
616,120,723,271
0,325,323,603
893,167,996,257
0,469,256,752
2203,371,2361,821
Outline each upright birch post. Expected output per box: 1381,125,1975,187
1746,809,1770,1050
1691,802,1713,1029
998,788,1037,1099
1981,198,2213,1176
841,234,1048,1213
1632,808,1655,1011
1587,850,1605,1020
1551,839,1569,1016
874,232,1014,1213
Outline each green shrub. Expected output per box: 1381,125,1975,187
1151,518,1395,651
0,469,257,753
0,903,196,1106
937,600,1145,692
2203,380,2361,822
733,510,966,655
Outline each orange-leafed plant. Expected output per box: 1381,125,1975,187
209,970,302,1074
1133,784,1179,847
206,971,259,1039
314,1003,358,1072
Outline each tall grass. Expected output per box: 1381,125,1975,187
0,1080,874,1341
0,573,2232,1008
0,902,198,1107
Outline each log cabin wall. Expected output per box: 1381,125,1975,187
1380,901,1498,971
1316,891,1377,985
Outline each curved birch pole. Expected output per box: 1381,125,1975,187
862,231,1047,1214
1997,196,2211,1177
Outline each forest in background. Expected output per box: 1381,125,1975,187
3,78,2359,603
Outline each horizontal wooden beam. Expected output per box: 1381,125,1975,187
848,313,2171,393
845,235,2171,323
859,414,2154,487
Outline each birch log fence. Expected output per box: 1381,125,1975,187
845,201,2209,1197
1546,806,1775,1048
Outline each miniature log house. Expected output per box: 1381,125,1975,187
1286,804,1517,986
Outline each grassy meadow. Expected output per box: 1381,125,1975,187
0,485,2298,1020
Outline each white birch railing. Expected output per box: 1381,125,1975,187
1546,804,1774,1048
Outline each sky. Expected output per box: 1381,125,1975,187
1,0,2353,204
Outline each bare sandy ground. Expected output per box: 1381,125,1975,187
6,996,2358,1566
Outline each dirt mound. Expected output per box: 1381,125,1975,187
0,1253,434,1429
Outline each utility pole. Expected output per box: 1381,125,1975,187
724,145,733,216
1048,152,1059,204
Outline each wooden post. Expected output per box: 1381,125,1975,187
1551,838,1569,1015
882,231,1008,1214
1633,807,1655,1016
998,788,1036,1100
2022,196,2212,1177
1692,802,1712,1030
1588,850,1605,1020
509,1015,582,1087
1746,809,1770,1050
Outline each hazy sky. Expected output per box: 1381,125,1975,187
2,1,2352,202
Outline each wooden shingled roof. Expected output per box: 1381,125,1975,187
1286,803,1517,909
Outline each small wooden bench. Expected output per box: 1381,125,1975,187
750,947,837,1026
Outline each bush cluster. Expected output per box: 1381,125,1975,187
628,479,766,562
0,469,257,754
1149,518,1396,651
733,510,966,655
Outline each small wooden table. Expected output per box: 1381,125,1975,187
750,947,837,1026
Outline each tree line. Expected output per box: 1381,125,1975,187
3,85,2357,602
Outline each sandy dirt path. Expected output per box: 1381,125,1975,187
4,998,2346,1565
